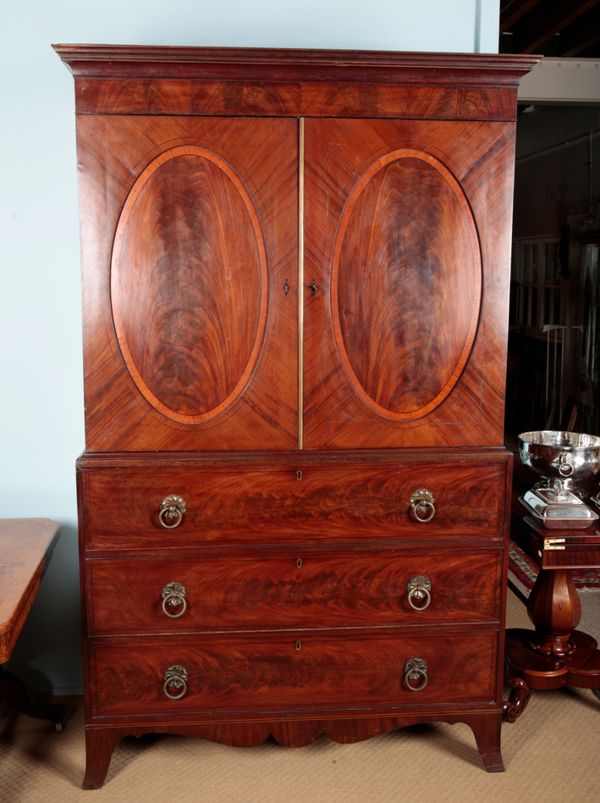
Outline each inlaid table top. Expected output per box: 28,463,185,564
0,518,59,663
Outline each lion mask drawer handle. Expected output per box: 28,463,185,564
161,582,188,618
403,657,429,691
159,495,186,529
406,575,432,611
163,664,189,700
409,488,436,522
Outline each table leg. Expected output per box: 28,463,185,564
0,666,65,730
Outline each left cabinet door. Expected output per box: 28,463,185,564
77,116,298,451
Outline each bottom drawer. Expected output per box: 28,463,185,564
89,629,498,717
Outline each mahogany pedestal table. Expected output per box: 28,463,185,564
503,508,600,722
0,518,64,729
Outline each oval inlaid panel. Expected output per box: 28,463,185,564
111,146,267,423
332,149,482,420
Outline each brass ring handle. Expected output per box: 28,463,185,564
409,489,436,523
161,582,188,618
403,657,428,691
163,664,188,700
159,495,186,529
407,575,432,611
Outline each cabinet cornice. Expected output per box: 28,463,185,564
53,44,539,85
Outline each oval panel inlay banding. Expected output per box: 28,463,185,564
332,149,482,420
111,145,267,424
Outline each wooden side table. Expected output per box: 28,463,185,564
0,518,64,729
503,507,600,721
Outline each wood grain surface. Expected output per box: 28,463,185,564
54,44,539,81
333,149,480,420
111,145,267,423
304,117,516,448
81,708,505,788
512,508,600,569
86,547,502,634
88,627,497,717
79,457,507,549
70,78,520,121
77,115,297,450
0,519,59,663
54,45,537,124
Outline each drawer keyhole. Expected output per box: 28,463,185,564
295,640,302,651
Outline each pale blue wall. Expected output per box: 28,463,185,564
0,0,500,694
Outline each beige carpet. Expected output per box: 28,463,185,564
1,590,599,803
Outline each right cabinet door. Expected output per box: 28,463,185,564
303,118,515,449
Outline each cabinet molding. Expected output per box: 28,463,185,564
54,45,537,120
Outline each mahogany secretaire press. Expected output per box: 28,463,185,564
55,44,538,788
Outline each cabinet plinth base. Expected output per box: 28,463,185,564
83,711,504,788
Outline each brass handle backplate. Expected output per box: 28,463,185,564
161,581,188,618
409,489,436,523
159,495,186,529
403,657,428,691
163,664,188,700
407,575,432,611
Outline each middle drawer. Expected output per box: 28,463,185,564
86,547,502,635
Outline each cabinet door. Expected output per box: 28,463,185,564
78,116,297,450
303,118,515,448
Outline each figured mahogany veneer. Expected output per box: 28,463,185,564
304,117,515,447
72,79,519,121
79,455,507,549
56,45,538,788
334,149,481,421
76,114,298,451
89,628,498,717
111,146,267,424
87,548,502,634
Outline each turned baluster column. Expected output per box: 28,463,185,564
527,569,581,657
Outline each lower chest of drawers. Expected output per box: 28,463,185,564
78,452,510,743
83,544,504,721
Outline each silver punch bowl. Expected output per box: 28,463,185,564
519,430,600,485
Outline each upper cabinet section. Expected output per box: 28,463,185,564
77,115,298,451
56,46,539,452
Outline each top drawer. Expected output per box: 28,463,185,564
79,455,509,550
